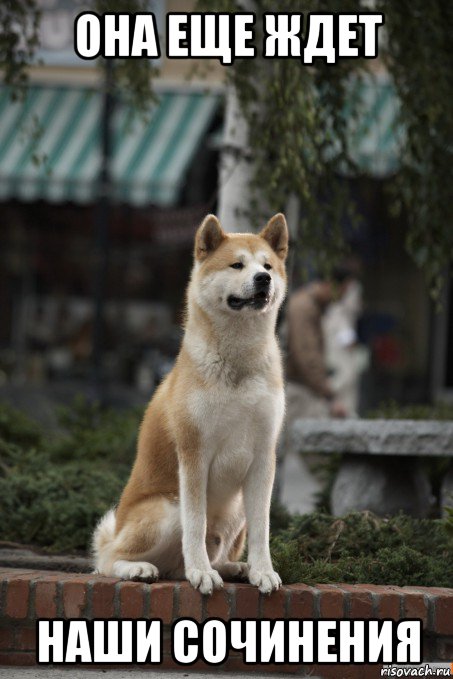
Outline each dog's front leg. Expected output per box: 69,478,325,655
243,448,282,594
179,460,223,595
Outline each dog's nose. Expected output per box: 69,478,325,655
254,272,271,288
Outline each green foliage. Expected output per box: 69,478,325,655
444,507,453,540
270,511,453,587
377,0,453,298
199,0,362,276
94,0,158,113
0,401,43,448
0,0,40,93
368,400,453,421
0,400,140,552
269,499,293,533
1,0,156,114
198,0,453,291
49,396,139,464
0,440,125,552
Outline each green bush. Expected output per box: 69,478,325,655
0,399,140,552
49,396,139,464
270,511,453,587
367,400,453,421
0,402,43,448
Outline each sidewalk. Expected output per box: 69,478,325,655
0,670,301,678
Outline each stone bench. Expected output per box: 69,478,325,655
291,419,453,517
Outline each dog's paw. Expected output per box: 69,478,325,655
186,568,223,595
248,567,282,594
217,561,249,580
113,560,159,582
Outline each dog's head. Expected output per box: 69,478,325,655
191,213,288,317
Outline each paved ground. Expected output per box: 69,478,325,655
0,670,303,678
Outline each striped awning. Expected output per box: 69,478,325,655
0,86,220,206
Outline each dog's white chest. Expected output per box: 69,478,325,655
189,375,279,439
188,377,284,503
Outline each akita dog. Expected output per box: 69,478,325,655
93,213,288,594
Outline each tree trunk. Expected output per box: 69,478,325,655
217,85,255,233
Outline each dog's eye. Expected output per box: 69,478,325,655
264,263,272,271
230,262,244,270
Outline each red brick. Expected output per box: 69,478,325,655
91,578,119,618
118,582,145,618
318,585,344,617
5,578,31,618
178,582,202,622
287,584,316,618
35,580,57,618
376,590,401,620
233,583,259,619
435,594,453,635
15,627,36,651
149,582,175,624
62,581,87,618
205,586,231,620
0,651,36,666
402,592,428,625
261,587,286,618
0,628,14,650
340,586,374,618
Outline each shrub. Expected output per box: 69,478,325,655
49,396,139,464
270,511,453,587
0,399,140,552
0,402,43,448
367,400,453,421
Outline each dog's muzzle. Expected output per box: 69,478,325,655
227,273,272,310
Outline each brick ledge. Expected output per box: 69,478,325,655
0,567,452,675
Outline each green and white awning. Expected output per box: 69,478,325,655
0,86,220,206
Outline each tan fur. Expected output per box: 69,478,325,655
93,213,289,594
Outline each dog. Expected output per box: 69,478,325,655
93,212,288,595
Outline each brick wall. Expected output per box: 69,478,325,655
0,568,452,677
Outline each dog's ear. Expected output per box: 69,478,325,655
259,213,289,260
195,214,226,261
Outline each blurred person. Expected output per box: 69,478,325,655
323,279,369,416
285,269,353,423
274,269,353,508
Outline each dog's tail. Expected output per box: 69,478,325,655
91,508,116,574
